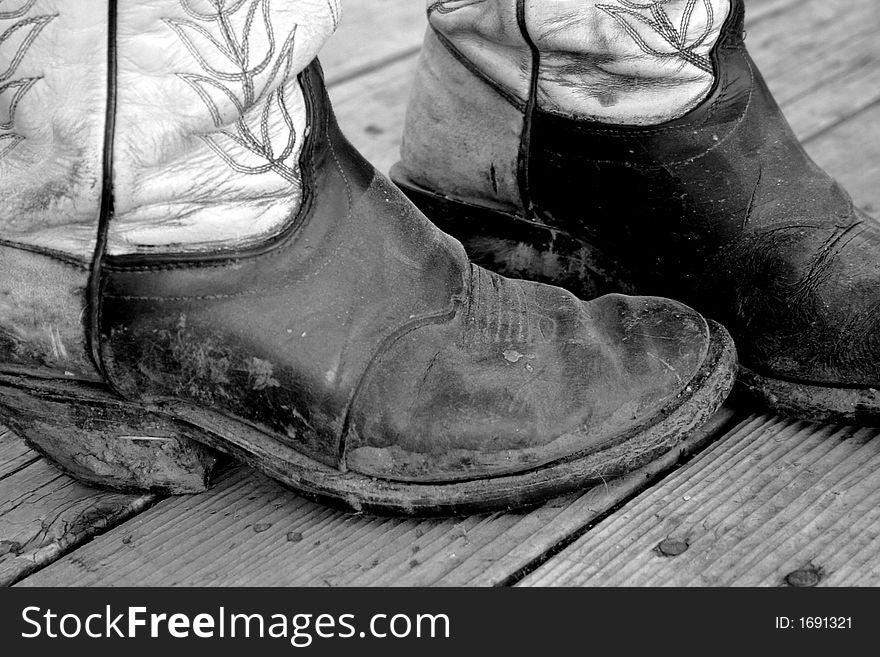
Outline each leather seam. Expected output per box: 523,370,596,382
0,239,91,270
102,65,325,273
427,24,527,112
516,0,540,220
543,43,746,137
337,295,467,471
103,104,357,302
88,0,119,382
552,52,754,169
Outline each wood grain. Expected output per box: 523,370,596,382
321,0,425,87
0,459,156,586
0,428,38,482
517,416,880,586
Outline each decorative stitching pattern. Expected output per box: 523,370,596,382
0,0,56,160
326,0,340,29
596,0,717,73
105,65,325,273
428,0,487,15
165,0,312,183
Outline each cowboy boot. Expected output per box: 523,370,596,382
0,0,735,515
393,0,880,425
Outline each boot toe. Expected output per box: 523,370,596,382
343,271,718,483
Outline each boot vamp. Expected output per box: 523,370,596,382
636,67,880,387
101,164,472,470
722,207,880,386
345,269,710,482
529,45,880,388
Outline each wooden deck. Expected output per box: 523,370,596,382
3,0,880,587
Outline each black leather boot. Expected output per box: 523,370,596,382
0,0,735,514
393,0,880,425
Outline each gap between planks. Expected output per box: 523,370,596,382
517,417,880,587
0,428,39,482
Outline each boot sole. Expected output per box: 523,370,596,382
738,367,880,426
392,171,880,427
0,322,735,516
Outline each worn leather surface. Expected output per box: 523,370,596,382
0,244,97,378
0,1,105,376
0,2,724,485
0,0,342,257
0,0,339,374
100,62,714,482
427,0,729,124
110,0,340,254
0,0,107,259
399,28,525,211
401,0,880,391
527,1,880,387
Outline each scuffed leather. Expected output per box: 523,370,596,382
398,0,732,234
100,63,713,481
399,29,525,211
0,244,96,378
0,2,723,484
346,273,709,482
527,1,880,387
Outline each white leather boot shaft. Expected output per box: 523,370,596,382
398,0,730,212
0,0,340,258
111,0,340,255
0,0,107,257
429,0,730,124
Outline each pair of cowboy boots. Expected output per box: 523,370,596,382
0,0,874,515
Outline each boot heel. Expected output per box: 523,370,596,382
0,374,222,494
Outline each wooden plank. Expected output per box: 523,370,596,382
16,409,739,586
321,0,425,87
328,56,417,174
517,416,880,586
0,428,38,481
745,0,878,97
0,459,156,586
746,0,802,24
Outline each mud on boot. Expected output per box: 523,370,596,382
0,0,736,514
